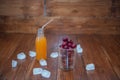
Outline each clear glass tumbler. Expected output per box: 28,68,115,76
58,48,76,71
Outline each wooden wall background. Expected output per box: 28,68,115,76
0,0,120,34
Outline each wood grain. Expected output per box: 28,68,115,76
94,35,120,79
0,0,120,34
0,0,43,16
0,34,36,80
77,35,119,80
0,16,120,34
47,2,110,17
0,33,120,80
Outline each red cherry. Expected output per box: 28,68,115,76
61,44,65,48
63,37,68,42
68,51,74,57
71,44,76,48
68,42,72,47
69,40,73,43
64,45,69,49
61,58,67,63
62,41,67,45
68,58,73,64
68,62,73,66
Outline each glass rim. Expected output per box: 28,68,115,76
59,47,76,50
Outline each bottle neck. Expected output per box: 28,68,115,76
37,28,44,37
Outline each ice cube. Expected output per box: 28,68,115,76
12,60,17,68
86,63,95,71
33,68,43,75
29,51,36,57
77,44,81,49
39,59,47,66
77,47,83,53
77,44,83,53
17,52,26,60
41,69,51,78
50,52,58,58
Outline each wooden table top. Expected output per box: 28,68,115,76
0,33,120,80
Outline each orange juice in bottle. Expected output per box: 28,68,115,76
35,28,47,60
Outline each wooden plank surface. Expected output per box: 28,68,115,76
94,35,120,79
0,0,43,16
77,35,119,80
0,16,120,34
0,0,120,34
47,3,110,17
0,33,120,80
47,0,111,17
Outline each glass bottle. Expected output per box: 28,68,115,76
35,28,47,60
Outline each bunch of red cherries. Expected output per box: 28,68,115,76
60,37,76,49
59,37,76,70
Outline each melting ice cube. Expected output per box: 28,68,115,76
29,51,36,57
12,60,17,68
77,48,83,53
86,63,95,71
39,59,47,66
33,68,43,75
17,52,26,60
50,52,58,58
77,44,81,48
41,69,51,78
77,44,83,53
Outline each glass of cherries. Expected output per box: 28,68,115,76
59,37,76,71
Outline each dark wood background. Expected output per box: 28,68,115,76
0,0,120,34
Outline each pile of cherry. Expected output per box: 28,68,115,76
59,38,76,70
60,38,76,49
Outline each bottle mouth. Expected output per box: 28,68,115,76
38,28,43,33
37,28,44,36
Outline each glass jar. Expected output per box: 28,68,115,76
58,48,76,71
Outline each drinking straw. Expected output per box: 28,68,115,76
42,19,54,30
